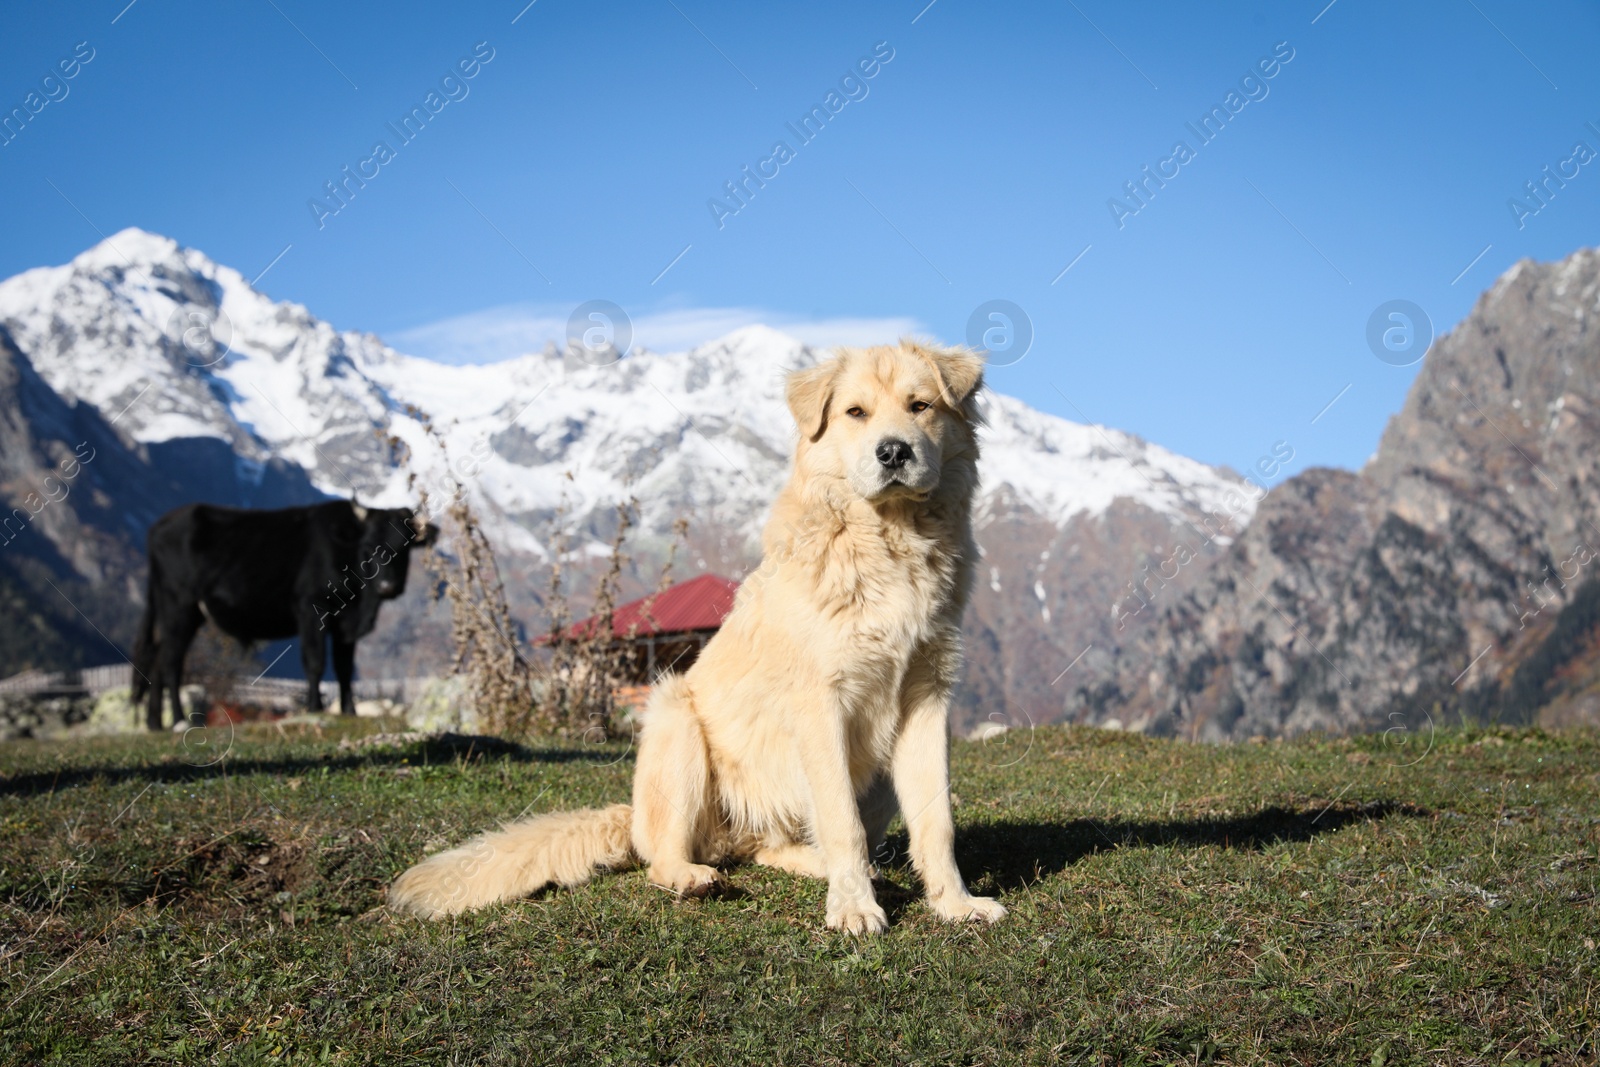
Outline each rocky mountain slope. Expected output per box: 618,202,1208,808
1070,248,1600,739
0,320,321,676
0,230,1253,728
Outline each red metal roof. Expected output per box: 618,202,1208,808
558,573,739,641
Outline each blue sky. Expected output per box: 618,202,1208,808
2,0,1598,483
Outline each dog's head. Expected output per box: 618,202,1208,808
786,340,985,504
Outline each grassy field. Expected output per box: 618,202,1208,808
0,717,1595,1066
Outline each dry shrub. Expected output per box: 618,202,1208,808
391,416,537,738
391,418,685,742
532,498,628,739
533,505,688,740
425,483,540,737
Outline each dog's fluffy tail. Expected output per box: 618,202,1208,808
388,803,636,918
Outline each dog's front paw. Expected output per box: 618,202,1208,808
650,862,724,899
826,873,887,934
929,893,1007,924
826,896,889,935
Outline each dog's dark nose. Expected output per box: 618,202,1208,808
875,438,913,470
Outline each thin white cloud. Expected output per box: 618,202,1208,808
387,303,924,364
387,305,567,365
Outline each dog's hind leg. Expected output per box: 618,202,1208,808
632,677,723,898
754,842,827,878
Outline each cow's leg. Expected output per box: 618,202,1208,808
299,626,327,713
155,604,203,729
135,596,164,732
144,654,166,732
331,637,357,716
143,607,165,731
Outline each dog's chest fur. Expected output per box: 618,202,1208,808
827,502,962,642
788,492,970,710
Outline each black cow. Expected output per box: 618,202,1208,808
132,500,438,730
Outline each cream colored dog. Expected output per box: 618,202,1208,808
388,340,1004,933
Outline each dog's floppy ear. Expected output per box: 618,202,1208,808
786,359,838,441
912,342,985,412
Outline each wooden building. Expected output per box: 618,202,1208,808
559,573,740,689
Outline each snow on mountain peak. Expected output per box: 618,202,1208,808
0,232,1255,554
714,322,807,355
74,227,184,271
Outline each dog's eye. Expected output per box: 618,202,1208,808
846,406,867,418
909,401,931,414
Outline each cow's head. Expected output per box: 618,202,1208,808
351,504,439,600
320,503,439,639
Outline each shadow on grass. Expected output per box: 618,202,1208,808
0,733,634,798
939,801,1428,891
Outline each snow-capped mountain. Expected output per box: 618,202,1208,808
0,230,1255,726
0,230,1249,550
15,231,1595,738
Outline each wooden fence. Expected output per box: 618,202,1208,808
0,665,436,708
